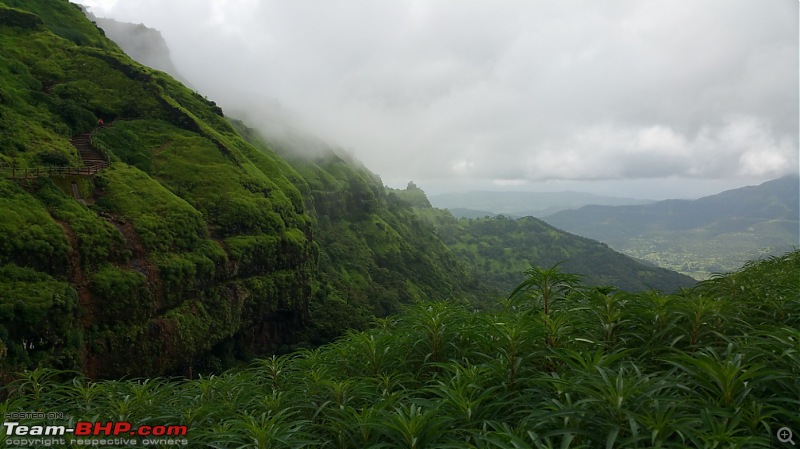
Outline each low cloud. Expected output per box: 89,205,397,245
79,0,798,192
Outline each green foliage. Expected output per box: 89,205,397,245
156,242,225,307
0,264,79,371
0,5,43,30
238,131,486,346
0,179,70,275
509,263,582,315
416,209,695,293
94,164,206,253
33,177,129,268
92,119,306,237
388,181,433,208
0,8,160,167
2,0,117,50
2,251,797,447
0,3,315,378
88,264,150,324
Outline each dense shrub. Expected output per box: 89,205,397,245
88,264,150,324
36,149,70,166
2,252,798,447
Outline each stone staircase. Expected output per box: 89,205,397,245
70,132,109,169
1,126,111,180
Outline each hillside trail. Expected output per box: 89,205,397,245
70,129,107,168
63,123,112,202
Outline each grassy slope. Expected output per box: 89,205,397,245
0,0,314,378
4,250,798,448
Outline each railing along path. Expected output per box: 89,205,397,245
1,123,113,179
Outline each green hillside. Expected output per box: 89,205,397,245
0,0,321,378
0,0,483,378
242,125,693,300
406,196,695,293
4,250,797,448
545,176,800,278
231,124,486,345
0,0,699,381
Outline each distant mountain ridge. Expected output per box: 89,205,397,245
429,190,653,218
544,175,800,278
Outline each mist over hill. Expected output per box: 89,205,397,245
83,11,187,85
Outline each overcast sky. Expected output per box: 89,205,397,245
77,0,798,199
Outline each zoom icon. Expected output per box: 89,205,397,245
778,427,795,445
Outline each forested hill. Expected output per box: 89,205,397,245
545,175,800,277
397,188,696,293
231,123,491,345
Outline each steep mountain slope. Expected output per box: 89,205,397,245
0,0,482,378
545,175,800,277
85,13,189,85
232,124,485,344
82,8,698,298
0,0,318,378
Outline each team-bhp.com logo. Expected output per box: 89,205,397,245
3,421,189,446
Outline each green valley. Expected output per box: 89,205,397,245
399,186,694,293
545,176,800,279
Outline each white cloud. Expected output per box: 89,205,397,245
76,0,799,195
78,0,117,15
